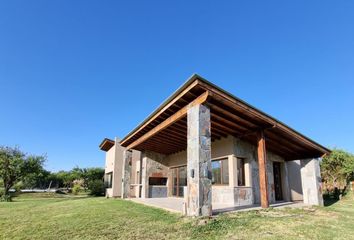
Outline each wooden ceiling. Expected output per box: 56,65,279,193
119,75,330,160
99,138,115,152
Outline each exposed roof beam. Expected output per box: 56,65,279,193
126,91,210,150
121,79,200,146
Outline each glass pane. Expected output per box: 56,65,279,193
212,161,221,184
237,158,245,186
178,166,187,196
221,160,229,185
172,168,177,196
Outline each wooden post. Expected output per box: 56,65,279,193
257,130,269,208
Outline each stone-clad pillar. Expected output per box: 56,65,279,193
300,158,324,206
121,150,132,199
186,104,212,217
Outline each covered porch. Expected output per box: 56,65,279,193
119,74,330,216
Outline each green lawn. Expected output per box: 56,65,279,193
0,192,353,240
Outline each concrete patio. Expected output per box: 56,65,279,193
129,197,308,215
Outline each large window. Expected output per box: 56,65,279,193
105,172,113,188
212,158,229,185
237,158,245,186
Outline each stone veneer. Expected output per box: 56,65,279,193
186,104,212,217
121,150,132,199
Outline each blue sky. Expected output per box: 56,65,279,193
0,1,353,171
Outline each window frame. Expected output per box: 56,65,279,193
237,158,246,187
211,158,229,186
105,172,113,189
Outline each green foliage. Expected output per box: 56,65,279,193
48,167,104,190
81,168,104,190
0,146,46,196
13,181,24,192
72,184,81,195
321,149,354,192
0,146,104,196
88,179,105,196
0,188,11,202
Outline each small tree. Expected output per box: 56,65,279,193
321,149,354,195
0,146,46,200
0,147,25,198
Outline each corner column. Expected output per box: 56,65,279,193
186,104,212,217
121,150,132,199
141,154,148,199
257,130,269,208
300,158,324,206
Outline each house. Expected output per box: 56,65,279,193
99,74,330,217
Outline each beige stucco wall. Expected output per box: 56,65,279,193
287,160,304,201
105,138,124,197
105,139,141,198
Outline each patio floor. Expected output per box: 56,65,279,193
129,197,308,215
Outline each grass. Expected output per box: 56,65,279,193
0,192,353,240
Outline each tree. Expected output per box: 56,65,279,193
0,146,46,199
321,149,354,194
81,168,104,190
21,155,48,189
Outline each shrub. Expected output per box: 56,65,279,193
0,188,12,202
72,184,81,195
88,180,105,196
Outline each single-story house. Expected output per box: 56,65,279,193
99,74,330,217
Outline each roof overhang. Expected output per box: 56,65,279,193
120,74,331,160
99,138,115,152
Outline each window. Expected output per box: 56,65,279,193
212,158,229,185
105,172,113,188
237,158,245,186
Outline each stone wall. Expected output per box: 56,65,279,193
141,151,169,198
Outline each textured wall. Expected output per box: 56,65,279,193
287,160,303,201
121,150,132,199
105,138,124,198
186,104,212,216
233,137,289,204
300,158,323,206
148,186,168,198
141,151,169,198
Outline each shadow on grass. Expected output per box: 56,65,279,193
323,190,348,207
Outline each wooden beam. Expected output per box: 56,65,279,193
257,130,269,208
202,82,329,154
127,91,210,150
209,103,258,129
121,80,200,146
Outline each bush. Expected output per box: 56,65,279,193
72,184,81,195
88,180,105,196
0,188,12,202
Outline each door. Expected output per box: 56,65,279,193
172,166,187,197
273,162,283,201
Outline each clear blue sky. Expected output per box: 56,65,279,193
0,1,353,172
